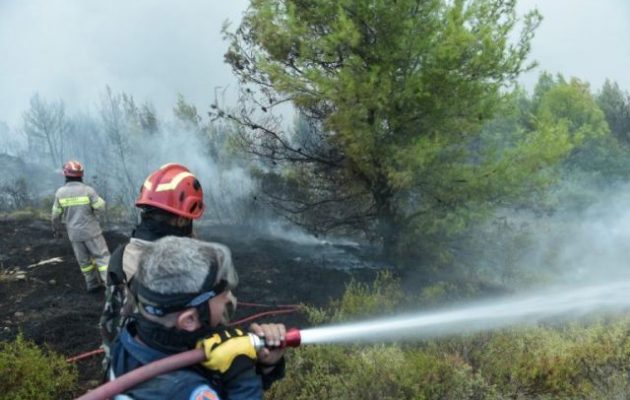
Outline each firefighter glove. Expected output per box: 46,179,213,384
197,328,257,381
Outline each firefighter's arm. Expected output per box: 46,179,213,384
89,189,106,213
197,328,257,381
51,196,63,237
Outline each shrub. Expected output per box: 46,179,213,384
333,271,404,317
0,334,77,400
269,275,630,399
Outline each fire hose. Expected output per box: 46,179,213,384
65,302,301,364
67,302,302,398
75,329,302,400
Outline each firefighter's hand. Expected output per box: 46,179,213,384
250,323,286,369
197,328,257,380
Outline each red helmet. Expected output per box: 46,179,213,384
63,160,84,177
136,163,205,219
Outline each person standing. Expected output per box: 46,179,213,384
52,160,110,292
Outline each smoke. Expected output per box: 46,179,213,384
521,183,630,284
147,124,258,224
301,183,630,342
0,0,249,129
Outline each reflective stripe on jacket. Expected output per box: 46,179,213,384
52,181,105,241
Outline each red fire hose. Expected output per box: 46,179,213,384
66,302,301,364
75,348,206,400
66,348,105,364
74,329,301,400
68,302,303,399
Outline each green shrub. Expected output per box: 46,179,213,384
465,320,630,398
306,271,406,323
0,334,78,400
268,343,497,400
270,275,630,399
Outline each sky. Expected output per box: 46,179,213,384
517,0,630,90
0,0,629,129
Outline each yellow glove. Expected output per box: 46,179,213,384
197,328,258,379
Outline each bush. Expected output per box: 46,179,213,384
465,320,630,398
269,276,630,399
0,334,77,400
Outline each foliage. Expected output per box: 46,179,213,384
328,271,406,321
521,75,630,213
219,0,630,276
597,80,630,144
220,0,603,264
270,275,630,399
0,334,77,400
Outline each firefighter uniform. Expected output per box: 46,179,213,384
52,180,110,291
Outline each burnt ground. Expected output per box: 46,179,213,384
0,217,377,397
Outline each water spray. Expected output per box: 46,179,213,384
294,280,630,346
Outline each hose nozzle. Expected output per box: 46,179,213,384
284,328,301,347
249,328,301,351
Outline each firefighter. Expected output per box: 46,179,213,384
108,236,286,399
52,160,110,292
100,163,204,370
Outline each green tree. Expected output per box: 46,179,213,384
221,0,576,261
535,78,608,147
596,79,630,144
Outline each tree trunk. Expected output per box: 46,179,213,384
373,186,402,261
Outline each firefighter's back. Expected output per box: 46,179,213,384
55,181,103,241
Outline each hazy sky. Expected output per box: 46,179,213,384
0,0,629,129
518,0,630,90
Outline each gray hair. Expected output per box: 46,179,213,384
135,236,238,296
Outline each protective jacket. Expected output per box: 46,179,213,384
52,181,106,241
109,323,283,400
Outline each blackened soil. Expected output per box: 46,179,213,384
0,218,377,398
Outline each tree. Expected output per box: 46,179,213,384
220,0,567,262
174,93,202,128
596,80,630,144
22,94,72,168
99,87,143,214
535,79,608,145
534,79,618,179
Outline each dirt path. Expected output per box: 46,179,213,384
0,217,377,396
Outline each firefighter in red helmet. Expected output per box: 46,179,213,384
52,160,111,292
100,163,206,369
